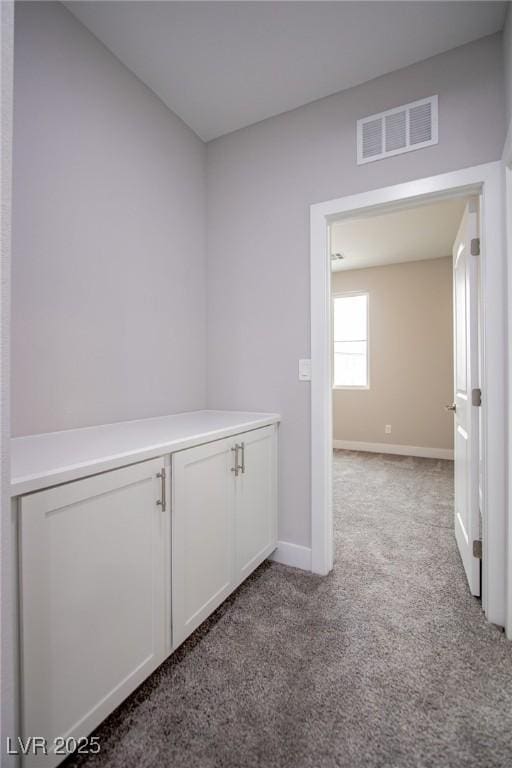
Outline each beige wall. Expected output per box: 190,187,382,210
332,257,453,450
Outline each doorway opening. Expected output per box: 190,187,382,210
329,195,482,600
309,162,506,629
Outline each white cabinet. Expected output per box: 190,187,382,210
234,425,278,585
16,418,278,767
19,457,169,768
172,425,278,647
171,437,235,648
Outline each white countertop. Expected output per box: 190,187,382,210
11,410,280,496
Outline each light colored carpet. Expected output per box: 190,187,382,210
66,450,512,768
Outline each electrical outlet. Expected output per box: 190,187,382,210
385,425,392,434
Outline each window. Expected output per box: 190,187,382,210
333,293,369,388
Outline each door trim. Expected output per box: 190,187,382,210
502,123,512,639
310,161,506,628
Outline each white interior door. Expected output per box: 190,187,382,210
452,200,480,596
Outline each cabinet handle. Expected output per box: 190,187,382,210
231,444,242,476
156,467,166,511
240,441,245,474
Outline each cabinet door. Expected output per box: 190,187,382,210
235,425,278,585
172,438,235,648
19,458,168,768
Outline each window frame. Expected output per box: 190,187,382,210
332,290,370,390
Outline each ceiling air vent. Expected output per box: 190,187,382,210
357,95,438,165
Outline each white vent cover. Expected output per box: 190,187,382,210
357,95,438,165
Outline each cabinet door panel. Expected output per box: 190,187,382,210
235,426,278,584
172,439,235,648
19,458,167,768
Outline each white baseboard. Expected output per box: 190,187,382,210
333,439,454,460
270,541,312,571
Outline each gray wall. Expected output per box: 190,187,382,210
1,2,14,760
12,2,207,436
206,34,505,549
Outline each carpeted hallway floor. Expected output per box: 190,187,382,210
67,450,512,768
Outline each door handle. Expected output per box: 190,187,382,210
231,444,242,476
240,441,245,474
445,403,457,412
156,467,166,511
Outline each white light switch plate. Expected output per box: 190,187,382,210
298,359,312,381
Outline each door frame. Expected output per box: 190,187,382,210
503,124,512,639
310,161,506,628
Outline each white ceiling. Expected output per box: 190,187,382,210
330,197,467,272
64,1,507,141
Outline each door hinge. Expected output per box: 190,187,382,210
470,237,480,256
473,539,482,559
472,388,482,407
